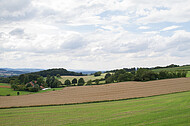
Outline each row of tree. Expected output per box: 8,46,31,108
64,78,85,86
105,68,187,83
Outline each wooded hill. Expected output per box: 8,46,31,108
29,68,85,77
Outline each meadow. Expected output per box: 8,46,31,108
0,91,190,126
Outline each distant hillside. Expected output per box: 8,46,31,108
106,64,190,73
29,68,85,77
152,65,190,72
0,68,44,77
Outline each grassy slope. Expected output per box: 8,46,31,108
152,65,190,72
0,91,190,126
152,65,190,78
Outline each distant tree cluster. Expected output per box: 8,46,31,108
94,71,102,77
9,74,62,92
46,75,62,88
105,69,187,83
10,74,46,92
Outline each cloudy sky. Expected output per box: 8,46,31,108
0,0,190,70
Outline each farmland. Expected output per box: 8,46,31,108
0,90,190,126
0,77,190,108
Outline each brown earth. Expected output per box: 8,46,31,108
0,86,10,88
0,78,190,108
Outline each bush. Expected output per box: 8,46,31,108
95,79,99,85
6,94,10,96
15,85,26,91
86,80,92,85
28,87,39,92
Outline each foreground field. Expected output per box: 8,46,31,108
0,91,190,126
0,78,190,108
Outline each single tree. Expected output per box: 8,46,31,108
78,78,85,86
72,78,77,86
65,79,71,86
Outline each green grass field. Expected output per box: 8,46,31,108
152,65,190,72
0,91,190,126
186,71,190,77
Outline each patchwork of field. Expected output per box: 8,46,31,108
0,90,190,126
0,78,190,108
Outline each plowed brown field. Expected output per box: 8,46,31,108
0,78,190,108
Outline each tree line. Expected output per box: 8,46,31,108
105,68,187,83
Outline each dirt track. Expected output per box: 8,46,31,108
0,86,10,88
0,78,190,108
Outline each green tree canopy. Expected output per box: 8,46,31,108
78,78,85,86
94,71,102,77
87,80,92,85
65,79,71,86
72,78,77,86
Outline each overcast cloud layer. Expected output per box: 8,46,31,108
0,0,190,70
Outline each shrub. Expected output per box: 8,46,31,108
86,80,92,85
95,79,99,85
28,87,39,92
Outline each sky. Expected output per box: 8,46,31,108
0,0,190,70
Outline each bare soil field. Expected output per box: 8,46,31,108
0,78,190,108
